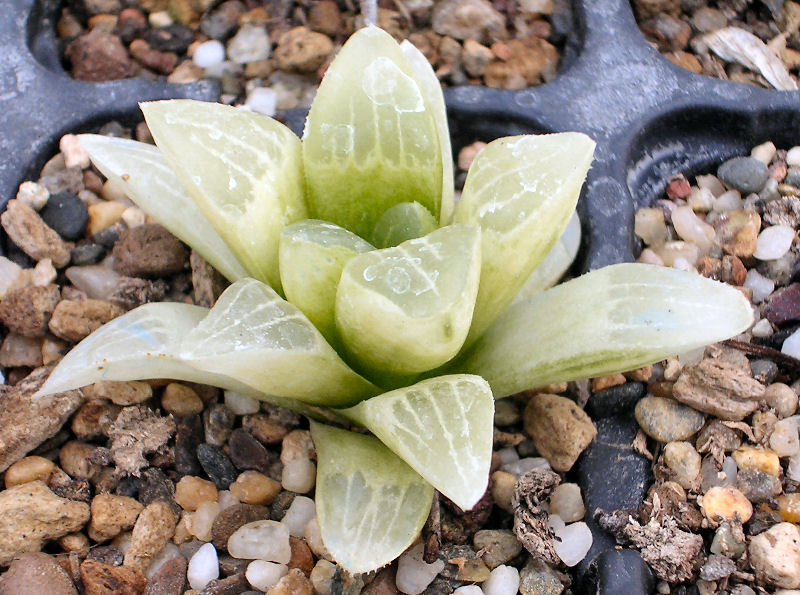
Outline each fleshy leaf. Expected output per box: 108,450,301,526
141,100,307,291
456,263,754,398
33,303,255,398
371,201,438,248
342,375,493,510
336,225,481,378
181,278,379,407
512,210,581,304
279,220,374,346
78,135,248,282
303,26,442,239
310,421,433,574
455,133,595,347
399,39,454,225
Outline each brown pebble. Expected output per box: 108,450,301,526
4,455,56,488
59,440,99,480
71,399,120,441
113,224,188,278
65,29,132,81
0,552,77,595
288,536,315,575
89,494,143,543
48,299,124,342
308,1,342,37
210,504,269,550
711,209,760,258
58,532,90,554
80,558,147,595
764,283,800,326
0,284,61,337
0,200,72,268
242,413,291,445
672,358,764,421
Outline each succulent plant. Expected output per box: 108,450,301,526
36,26,752,573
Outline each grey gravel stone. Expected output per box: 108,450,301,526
634,396,705,442
718,157,769,194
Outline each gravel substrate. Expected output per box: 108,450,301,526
56,0,568,111
633,0,800,89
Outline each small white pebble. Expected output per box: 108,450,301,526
787,146,800,167
782,329,800,359
754,225,795,260
638,248,664,266
65,265,121,300
228,520,291,563
501,457,550,477
121,206,146,229
59,134,91,169
16,181,49,210
751,141,777,165
549,483,585,523
553,521,593,567
696,174,726,197
454,585,483,595
148,10,173,27
671,206,715,254
310,559,336,595
771,417,800,457
787,454,800,481
186,501,220,542
281,495,316,537
634,208,667,246
282,458,316,493
246,560,288,591
744,269,775,303
224,390,260,415
244,87,278,117
396,544,445,595
751,318,773,338
712,189,743,213
218,490,240,510
481,565,520,595
187,542,219,590
688,186,714,212
547,514,566,533
194,40,226,68
31,259,56,287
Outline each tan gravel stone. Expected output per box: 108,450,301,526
732,446,781,477
123,500,178,571
749,522,800,588
672,358,765,421
161,383,204,416
89,494,144,542
80,559,147,595
175,476,218,511
0,552,77,595
523,393,597,471
4,456,55,488
229,471,282,506
48,299,124,342
267,568,314,595
83,380,152,406
59,441,99,480
0,367,83,473
0,481,89,565
0,200,72,268
0,284,61,337
700,485,753,524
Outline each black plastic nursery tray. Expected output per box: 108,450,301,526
3,0,799,593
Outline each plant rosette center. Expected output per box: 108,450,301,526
35,26,753,573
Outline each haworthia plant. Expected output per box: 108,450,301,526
35,25,753,574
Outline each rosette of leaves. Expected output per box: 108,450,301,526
35,26,752,573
